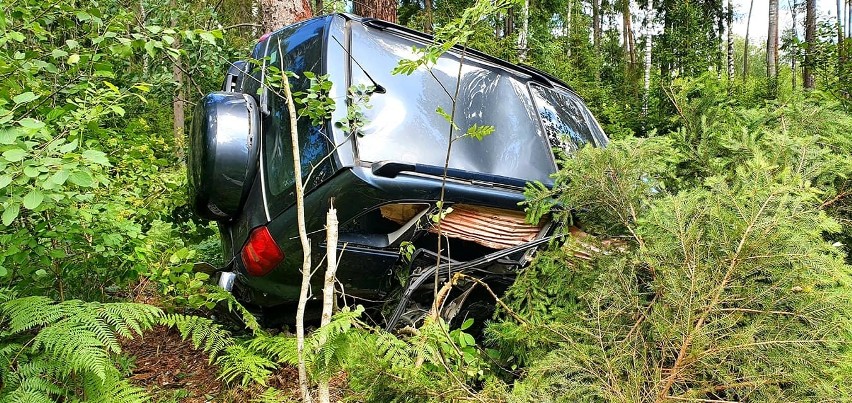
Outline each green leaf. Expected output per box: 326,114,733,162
0,266,7,277
67,54,80,64
51,48,69,58
82,149,110,166
13,92,38,104
19,118,45,129
0,175,12,189
460,318,474,331
22,189,44,210
2,203,20,226
3,148,26,162
49,169,70,185
199,31,216,45
68,170,94,187
59,141,78,153
23,165,39,178
0,129,20,144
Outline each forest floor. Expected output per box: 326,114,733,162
123,280,348,402
121,327,348,402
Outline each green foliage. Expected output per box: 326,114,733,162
0,292,161,402
0,0,231,300
159,313,234,362
494,89,852,401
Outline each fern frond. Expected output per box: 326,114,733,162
1,296,65,334
4,388,55,403
82,371,150,403
248,334,298,365
216,343,276,386
98,303,162,339
159,314,233,361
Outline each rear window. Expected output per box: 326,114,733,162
530,84,603,154
260,19,332,198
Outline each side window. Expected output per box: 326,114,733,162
261,20,331,199
530,85,599,154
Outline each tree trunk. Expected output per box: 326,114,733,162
260,0,312,33
283,74,314,403
171,0,184,159
727,0,734,86
317,204,339,403
354,0,398,23
623,0,636,68
768,0,779,96
643,0,654,131
424,0,433,33
839,0,845,73
792,0,798,90
593,0,601,54
518,0,530,61
804,0,816,89
744,0,754,81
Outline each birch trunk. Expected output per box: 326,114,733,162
744,0,754,81
792,0,798,90
282,74,314,403
727,0,734,86
768,0,779,96
317,204,339,403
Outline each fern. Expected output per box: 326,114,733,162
158,313,233,362
0,297,162,403
216,344,277,386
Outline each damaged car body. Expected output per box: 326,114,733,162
188,14,608,328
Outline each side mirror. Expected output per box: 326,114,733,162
222,60,248,92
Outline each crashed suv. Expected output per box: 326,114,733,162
188,13,608,328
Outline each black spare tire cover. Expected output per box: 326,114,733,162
189,92,260,221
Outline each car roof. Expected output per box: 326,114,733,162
327,13,584,100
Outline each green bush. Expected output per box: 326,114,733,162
496,91,852,402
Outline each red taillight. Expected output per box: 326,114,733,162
241,226,284,276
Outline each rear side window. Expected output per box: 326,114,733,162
261,19,331,199
530,85,602,154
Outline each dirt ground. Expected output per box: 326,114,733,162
121,325,348,402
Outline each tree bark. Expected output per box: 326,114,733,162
283,73,314,403
804,0,816,89
643,0,654,130
839,0,845,72
744,0,754,81
424,0,433,33
792,0,798,90
623,0,636,68
768,0,779,96
593,0,601,54
727,0,734,86
260,0,312,33
518,0,530,61
354,0,398,23
171,0,184,159
317,204,339,403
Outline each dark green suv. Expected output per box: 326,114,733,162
188,13,608,328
